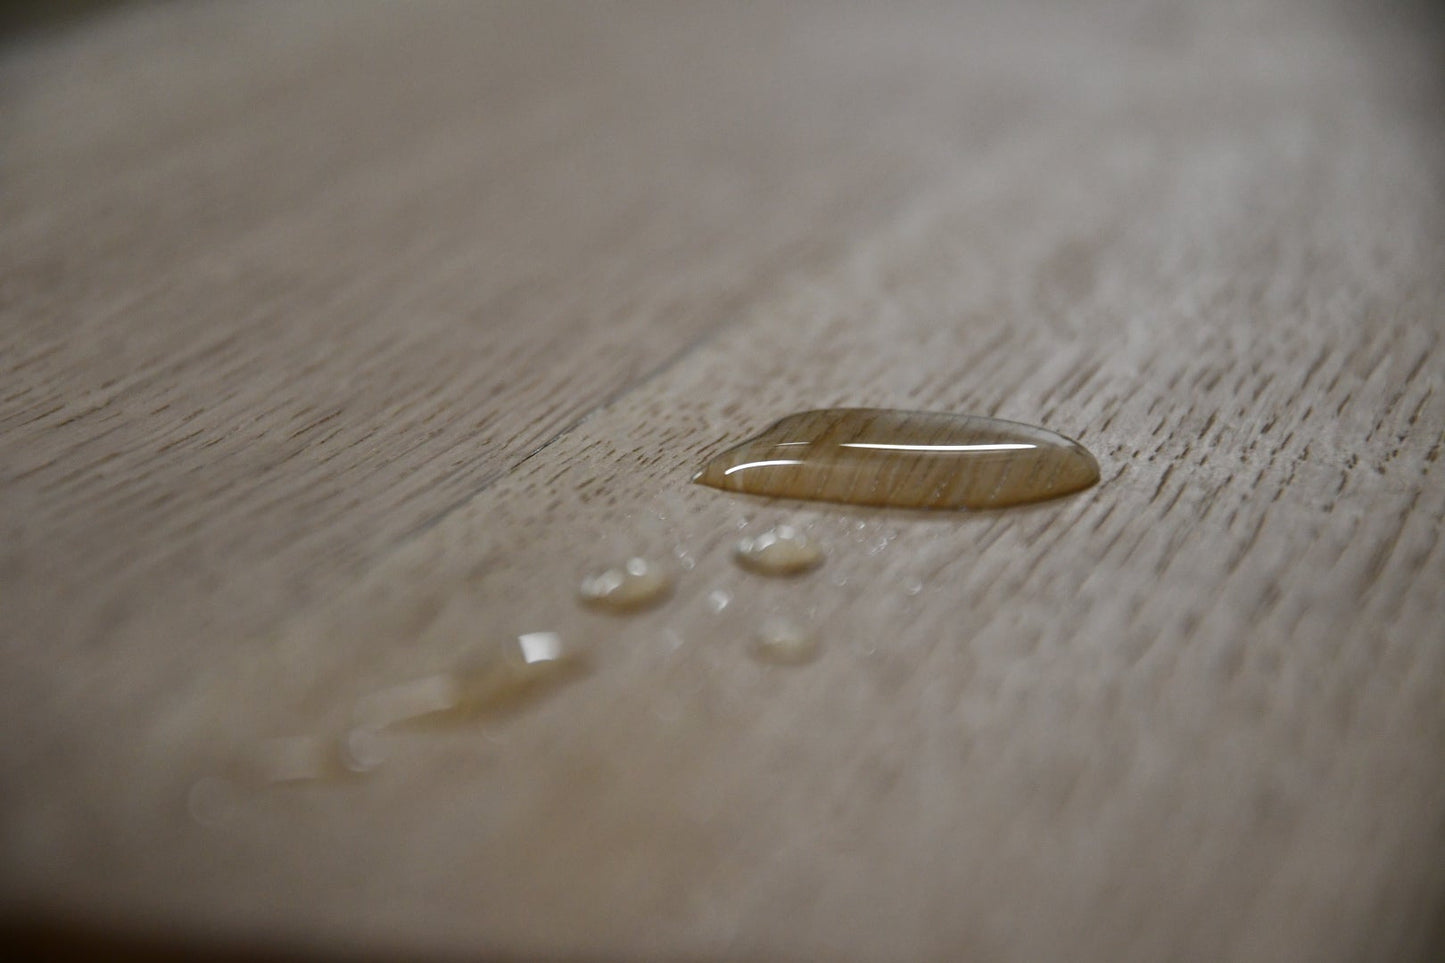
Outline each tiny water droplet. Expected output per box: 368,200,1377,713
340,727,388,773
706,588,733,613
751,617,820,665
903,577,925,597
578,556,672,613
693,408,1099,509
734,524,824,576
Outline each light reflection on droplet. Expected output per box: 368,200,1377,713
517,630,563,664
706,588,732,613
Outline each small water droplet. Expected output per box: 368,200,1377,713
578,556,672,613
751,617,820,665
353,673,462,729
340,727,388,773
902,577,925,597
706,588,733,613
353,632,589,728
693,408,1099,509
734,525,824,576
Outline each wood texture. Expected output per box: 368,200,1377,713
2,1,1444,960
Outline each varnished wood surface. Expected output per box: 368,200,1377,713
2,2,1443,960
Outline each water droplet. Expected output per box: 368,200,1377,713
578,556,672,613
693,408,1099,509
734,524,824,576
353,673,462,729
353,631,588,728
902,577,925,597
340,727,388,772
706,588,733,613
751,617,820,665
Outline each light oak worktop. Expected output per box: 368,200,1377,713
2,1,1443,959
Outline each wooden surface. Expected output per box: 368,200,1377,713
2,1,1444,959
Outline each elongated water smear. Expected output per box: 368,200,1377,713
694,409,1098,509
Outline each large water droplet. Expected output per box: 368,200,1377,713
694,409,1099,509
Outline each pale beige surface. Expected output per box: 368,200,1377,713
2,1,1444,960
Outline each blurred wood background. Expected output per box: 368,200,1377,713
2,1,1443,959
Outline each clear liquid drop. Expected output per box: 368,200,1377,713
694,408,1099,509
706,588,733,613
578,556,673,613
734,525,824,576
352,631,588,728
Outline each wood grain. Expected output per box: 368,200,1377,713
3,1,1444,960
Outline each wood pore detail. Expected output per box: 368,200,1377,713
2,2,1444,961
